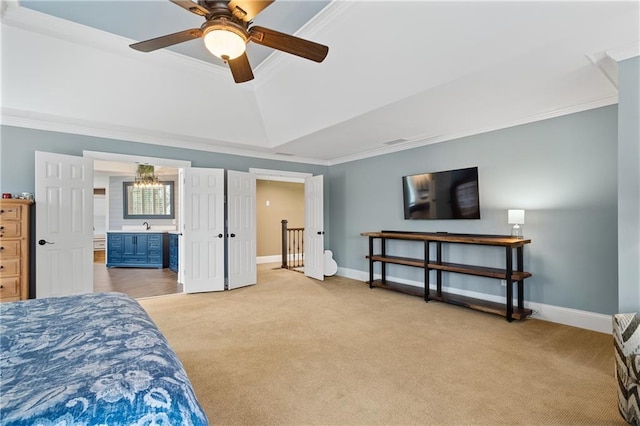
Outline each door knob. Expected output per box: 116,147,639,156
218,234,223,238
230,233,236,238
38,239,55,246
317,231,325,235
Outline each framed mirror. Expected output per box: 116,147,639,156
123,181,175,219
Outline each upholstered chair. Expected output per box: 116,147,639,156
614,313,640,424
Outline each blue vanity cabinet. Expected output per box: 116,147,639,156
107,232,169,268
122,233,148,263
169,233,179,273
147,234,166,266
107,233,123,265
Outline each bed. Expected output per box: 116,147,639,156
0,292,209,425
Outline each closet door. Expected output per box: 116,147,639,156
227,170,256,290
181,168,225,293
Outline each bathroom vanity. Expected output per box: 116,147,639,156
106,231,170,269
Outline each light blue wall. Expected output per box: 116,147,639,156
0,104,625,316
328,106,619,315
618,56,640,313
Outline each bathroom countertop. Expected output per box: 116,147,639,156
107,230,173,233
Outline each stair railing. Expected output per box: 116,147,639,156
281,219,304,270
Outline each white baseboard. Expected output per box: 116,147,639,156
257,255,281,264
257,254,303,265
337,267,612,334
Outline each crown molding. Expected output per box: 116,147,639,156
1,107,329,166
327,95,618,166
2,89,617,168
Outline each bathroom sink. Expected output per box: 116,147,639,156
121,225,149,231
118,225,177,232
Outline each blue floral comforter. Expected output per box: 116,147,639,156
0,292,208,425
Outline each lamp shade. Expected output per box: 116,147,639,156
203,29,246,60
508,209,525,225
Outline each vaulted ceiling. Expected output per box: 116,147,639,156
2,1,638,165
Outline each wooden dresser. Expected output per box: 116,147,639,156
0,199,33,301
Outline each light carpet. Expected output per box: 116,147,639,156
139,264,621,425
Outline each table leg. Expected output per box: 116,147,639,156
381,237,387,285
517,246,524,310
368,236,374,288
506,246,513,322
424,241,430,302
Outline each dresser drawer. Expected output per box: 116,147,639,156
0,277,20,300
0,205,21,221
0,258,20,276
0,200,31,302
0,222,22,238
0,240,20,258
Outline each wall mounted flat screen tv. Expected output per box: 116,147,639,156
402,166,480,220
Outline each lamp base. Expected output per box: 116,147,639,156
511,224,523,239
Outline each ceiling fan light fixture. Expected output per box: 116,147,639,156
130,1,328,84
204,27,247,60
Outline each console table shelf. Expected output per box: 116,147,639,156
367,255,425,268
428,262,532,281
362,231,533,322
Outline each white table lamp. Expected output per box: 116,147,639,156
508,209,525,238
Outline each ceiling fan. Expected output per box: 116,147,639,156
129,0,329,83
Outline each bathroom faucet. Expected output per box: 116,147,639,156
143,222,150,230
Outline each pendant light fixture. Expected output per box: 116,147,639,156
134,164,161,187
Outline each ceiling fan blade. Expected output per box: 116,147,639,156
228,0,274,22
130,28,202,52
170,0,210,16
227,53,255,83
249,26,328,63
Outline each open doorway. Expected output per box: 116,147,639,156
87,152,189,299
92,163,183,299
251,168,311,273
256,180,305,268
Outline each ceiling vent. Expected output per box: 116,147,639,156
275,152,295,156
383,138,408,146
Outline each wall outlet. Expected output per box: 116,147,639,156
500,280,507,287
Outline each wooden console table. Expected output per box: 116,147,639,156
361,231,532,322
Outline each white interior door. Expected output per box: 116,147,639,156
35,151,93,298
227,170,256,290
181,167,225,293
304,174,324,281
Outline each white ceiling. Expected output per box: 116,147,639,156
2,1,639,165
